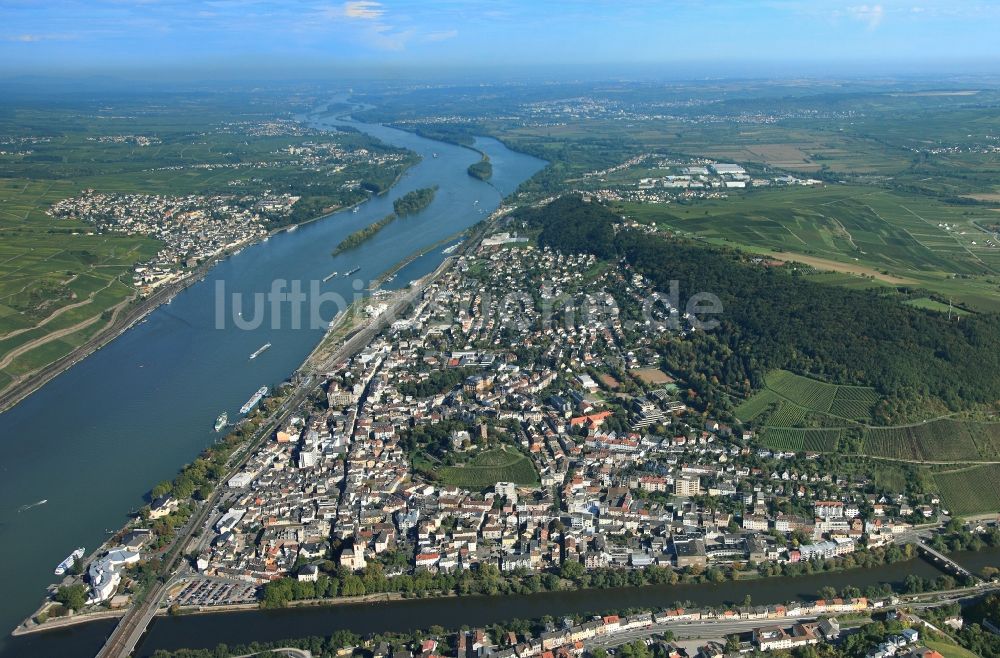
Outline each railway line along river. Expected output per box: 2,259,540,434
0,104,544,658
3,106,998,658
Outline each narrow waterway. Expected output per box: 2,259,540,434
0,107,544,658
131,549,1000,655
8,549,1000,658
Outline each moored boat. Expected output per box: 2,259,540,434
240,386,268,414
55,547,85,576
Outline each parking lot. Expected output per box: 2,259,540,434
172,578,258,607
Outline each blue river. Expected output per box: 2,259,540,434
0,108,546,658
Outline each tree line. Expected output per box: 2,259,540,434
521,195,1000,420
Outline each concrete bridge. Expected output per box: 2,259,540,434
916,541,978,581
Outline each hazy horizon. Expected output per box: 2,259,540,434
3,0,1000,80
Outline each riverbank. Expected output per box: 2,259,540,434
141,579,1000,658
0,113,546,658
0,191,382,417
9,176,512,643
133,551,998,658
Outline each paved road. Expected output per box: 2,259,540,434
232,649,312,658
584,582,1000,652
96,380,316,658
95,244,461,657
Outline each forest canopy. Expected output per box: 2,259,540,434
522,195,1000,414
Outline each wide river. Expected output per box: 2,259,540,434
0,107,544,657
2,109,999,658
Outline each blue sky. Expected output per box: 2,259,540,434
2,0,999,75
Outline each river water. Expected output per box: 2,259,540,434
0,109,544,657
2,109,998,658
7,548,1000,658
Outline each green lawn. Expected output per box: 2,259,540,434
924,639,981,658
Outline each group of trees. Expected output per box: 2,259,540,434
515,195,617,259
256,538,944,612
332,213,397,255
618,230,1000,415
519,194,1000,419
393,186,437,216
468,159,493,181
395,366,479,399
55,584,88,612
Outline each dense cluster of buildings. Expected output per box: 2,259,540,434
86,134,161,146
188,235,937,602
584,156,821,206
306,602,943,658
49,190,286,291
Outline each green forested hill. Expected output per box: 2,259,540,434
523,195,1000,419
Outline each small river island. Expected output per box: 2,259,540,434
468,158,493,180
332,187,439,255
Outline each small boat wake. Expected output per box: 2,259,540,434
18,499,47,513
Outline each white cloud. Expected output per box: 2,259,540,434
847,4,885,29
3,33,73,42
343,1,384,20
424,29,458,42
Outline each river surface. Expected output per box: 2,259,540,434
0,108,544,658
134,551,999,657
0,108,997,658
7,548,1000,658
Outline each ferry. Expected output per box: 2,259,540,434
214,412,228,432
286,225,298,232
442,243,460,255
240,386,268,414
344,267,361,276
249,342,271,360
322,271,338,282
55,547,85,576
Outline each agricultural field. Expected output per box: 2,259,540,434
934,464,1000,516
735,370,879,425
733,388,783,421
860,420,988,462
0,178,160,391
620,186,1000,311
904,297,969,315
0,96,415,397
760,427,843,453
965,422,1000,458
438,447,539,490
